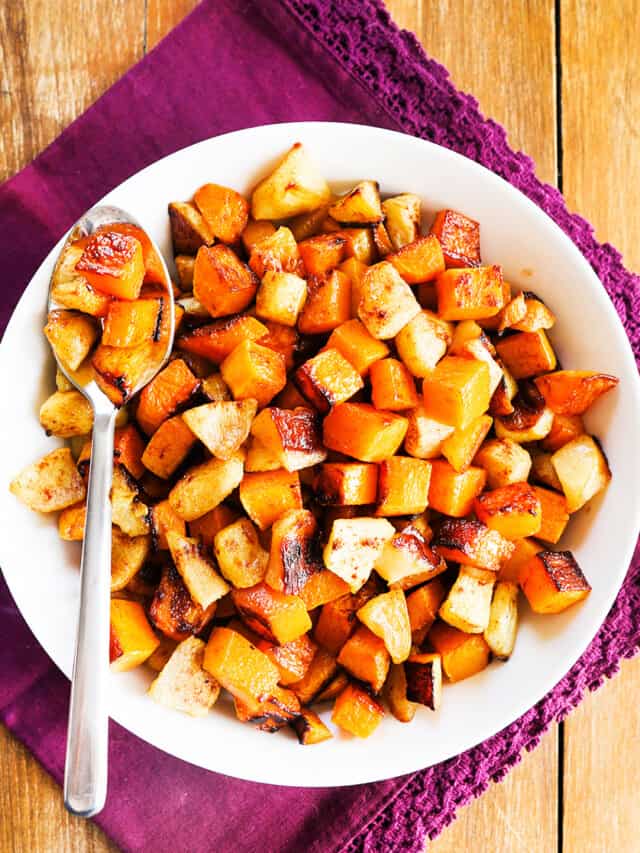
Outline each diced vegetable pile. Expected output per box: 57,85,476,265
10,143,619,742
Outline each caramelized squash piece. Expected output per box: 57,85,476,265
188,504,238,549
193,182,249,244
92,341,157,406
242,219,277,253
50,240,111,316
337,625,390,693
532,486,570,544
441,414,493,473
326,319,389,376
521,550,591,614
474,482,542,540
375,456,431,516
221,340,286,408
141,415,197,479
234,684,301,732
295,348,363,413
58,502,87,541
370,358,419,411
102,298,162,348
239,469,302,530
149,565,216,642
406,579,447,637
314,581,379,654
214,517,268,589
248,226,302,278
297,570,351,611
232,583,311,645
203,627,280,712
432,517,514,572
177,315,268,364
298,233,347,275
357,589,411,663
430,209,481,268
257,634,317,687
421,356,491,430
292,708,333,744
323,403,408,463
331,682,385,737
428,459,486,517
404,653,442,709
193,244,258,318
110,599,159,672
512,293,556,332
541,413,585,452
428,621,490,682
297,270,351,335
387,234,445,284
534,370,619,415
436,265,504,320
76,231,145,300
498,537,543,583
375,526,446,588
289,648,339,704
137,358,200,435
265,509,323,594
495,330,557,380
314,463,378,507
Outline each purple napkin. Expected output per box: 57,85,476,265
1,1,639,850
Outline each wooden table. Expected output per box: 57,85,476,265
1,2,638,850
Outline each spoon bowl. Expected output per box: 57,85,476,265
47,205,174,817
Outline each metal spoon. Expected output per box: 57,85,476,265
48,205,175,817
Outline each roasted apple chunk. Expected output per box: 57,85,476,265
521,550,591,614
167,531,230,609
382,193,421,250
148,636,220,717
484,581,519,659
39,390,94,438
168,201,213,254
265,509,323,594
44,310,98,371
384,663,417,722
10,447,86,512
439,566,495,634
375,524,446,589
473,438,532,488
323,516,395,592
168,453,245,522
550,435,611,512
358,261,421,339
213,517,268,588
251,142,331,221
110,599,159,672
432,518,514,572
182,399,257,460
329,180,382,224
357,588,412,663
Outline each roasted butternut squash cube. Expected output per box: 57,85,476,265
489,360,519,416
289,647,338,704
101,298,163,348
298,233,347,275
257,320,299,372
404,406,455,459
220,340,286,408
110,424,146,479
188,504,238,549
337,625,390,692
370,358,419,411
110,599,159,672
313,580,379,654
203,627,280,711
58,502,87,541
521,550,591,614
288,203,334,241
329,180,382,224
494,395,554,444
332,682,384,737
193,182,249,244
44,309,98,371
484,580,519,659
149,565,216,641
150,499,186,550
551,435,611,512
323,403,408,462
357,588,411,663
395,310,451,377
375,524,445,589
326,319,389,375
251,143,331,221
406,579,447,637
50,240,111,316
297,570,351,610
473,438,532,488
421,356,490,430
474,482,542,540
531,450,563,491
213,517,269,588
382,193,421,251
534,370,619,415
248,226,302,278
255,271,307,326
193,244,258,318
384,663,417,722
441,414,493,473
76,231,145,300
428,460,487,517
182,399,257,460
428,621,490,682
375,457,431,516
233,684,301,732
92,341,159,406
167,531,230,609
250,406,326,472
148,636,220,717
436,265,503,320
245,436,281,473
323,517,395,592
495,329,557,380
137,358,200,435
404,653,443,709
241,219,276,253
169,453,245,521
512,293,556,332
430,209,481,267
454,337,504,397
39,390,93,438
498,537,543,583
371,221,394,256
335,227,377,265
174,255,195,290
314,463,378,506
265,509,324,594
387,234,445,285
496,292,527,332
231,583,311,645
432,517,514,571
339,257,369,314
10,447,86,513
297,270,351,335
177,315,268,363
439,566,495,633
257,634,317,686
294,348,363,414
168,201,213,254
541,413,585,452
239,469,302,530
292,708,333,744
141,415,197,479
532,486,570,544
358,261,421,339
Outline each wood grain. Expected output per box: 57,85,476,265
561,3,640,850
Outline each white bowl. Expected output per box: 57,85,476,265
1,122,639,787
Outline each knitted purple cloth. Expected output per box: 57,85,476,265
1,2,639,851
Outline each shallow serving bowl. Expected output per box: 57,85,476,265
1,122,639,787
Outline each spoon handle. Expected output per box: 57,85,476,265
64,409,116,817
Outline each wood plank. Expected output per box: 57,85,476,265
561,2,640,850
386,2,559,850
146,0,199,51
0,0,145,182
